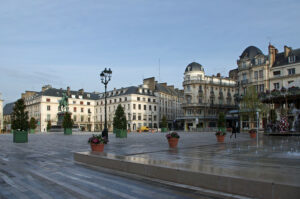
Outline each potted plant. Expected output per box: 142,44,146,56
113,104,127,138
47,120,51,132
63,112,73,135
166,132,180,148
29,117,36,134
216,112,226,142
161,115,168,132
88,134,108,152
11,99,29,143
248,129,257,138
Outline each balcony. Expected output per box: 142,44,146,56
241,79,248,85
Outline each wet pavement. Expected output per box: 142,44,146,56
1,132,300,198
0,132,247,199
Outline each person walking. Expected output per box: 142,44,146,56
230,123,237,139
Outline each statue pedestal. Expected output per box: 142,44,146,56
49,112,72,132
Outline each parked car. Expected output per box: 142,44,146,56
139,126,149,132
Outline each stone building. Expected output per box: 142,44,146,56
23,85,98,132
3,102,14,132
95,86,159,131
142,77,184,129
182,62,237,131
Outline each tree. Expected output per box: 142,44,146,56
161,115,168,128
270,109,277,123
11,99,29,131
240,86,268,128
62,112,73,129
113,104,127,130
29,117,37,130
217,112,225,128
47,120,51,131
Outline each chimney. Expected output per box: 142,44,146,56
160,83,167,87
268,44,278,67
167,85,174,90
217,73,221,77
79,89,84,95
284,45,291,58
143,77,155,91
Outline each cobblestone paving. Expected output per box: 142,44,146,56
0,132,240,199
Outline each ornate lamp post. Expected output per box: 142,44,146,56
100,68,112,140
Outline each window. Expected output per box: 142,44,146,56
144,105,146,110
81,108,84,113
154,106,156,111
138,113,141,120
242,62,246,68
288,68,295,75
133,104,136,109
87,102,90,105
114,99,116,103
127,104,130,110
74,107,77,112
153,99,156,102
133,113,136,120
259,84,264,92
138,104,141,110
88,108,91,113
259,70,263,78
47,105,51,111
80,101,83,105
125,97,127,101
143,115,147,121
47,114,51,121
46,98,50,102
137,97,140,101
274,83,280,90
148,98,151,102
154,115,157,121
73,115,77,122
73,101,76,104
143,98,145,101
254,71,258,80
273,71,281,76
288,56,296,63
149,105,152,110
81,116,84,122
242,73,247,80
187,85,191,91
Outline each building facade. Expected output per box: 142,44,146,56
182,62,237,131
3,102,14,132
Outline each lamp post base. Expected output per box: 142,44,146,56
102,128,109,142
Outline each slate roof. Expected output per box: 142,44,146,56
3,102,15,115
273,48,300,67
155,84,181,96
240,46,264,59
98,86,155,99
185,62,204,72
32,88,99,100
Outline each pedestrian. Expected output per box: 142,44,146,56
230,123,237,139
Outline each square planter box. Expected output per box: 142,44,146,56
64,128,72,135
115,129,127,138
13,131,28,143
30,129,35,134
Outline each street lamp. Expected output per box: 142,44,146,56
100,68,112,140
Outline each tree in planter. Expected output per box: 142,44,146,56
11,99,29,142
47,120,51,132
240,86,268,130
63,112,73,135
113,104,127,138
161,115,168,132
29,117,37,133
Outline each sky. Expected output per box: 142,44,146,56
1,0,300,104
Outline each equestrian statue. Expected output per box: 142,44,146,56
58,93,69,112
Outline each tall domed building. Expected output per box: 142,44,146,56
182,62,237,131
237,46,269,95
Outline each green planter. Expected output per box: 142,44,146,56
218,127,226,133
64,128,72,135
115,129,127,138
13,130,28,143
161,127,168,132
30,129,35,134
113,128,117,134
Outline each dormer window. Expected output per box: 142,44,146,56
288,56,296,63
242,62,247,68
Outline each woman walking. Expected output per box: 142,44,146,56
230,123,237,139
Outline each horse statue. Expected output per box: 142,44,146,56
58,93,69,112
